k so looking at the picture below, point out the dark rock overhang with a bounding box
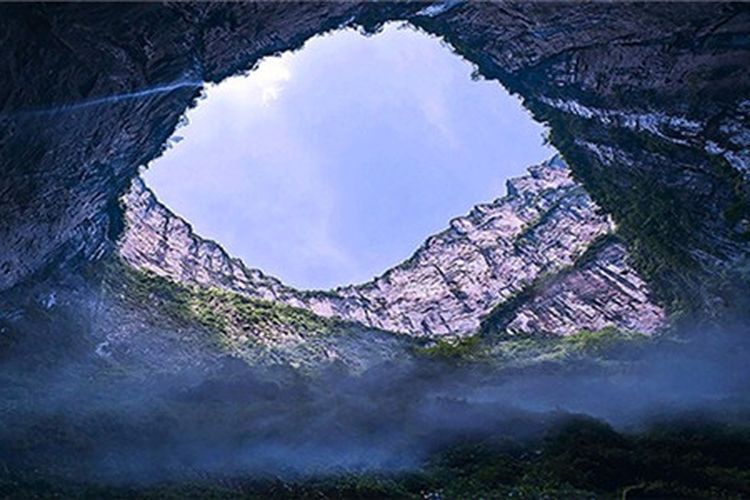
[1,2,749,320]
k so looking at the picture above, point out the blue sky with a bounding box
[143,23,554,290]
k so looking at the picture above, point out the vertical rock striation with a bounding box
[1,3,748,321]
[119,157,665,337]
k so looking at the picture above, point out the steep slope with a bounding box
[119,157,665,337]
[0,256,412,378]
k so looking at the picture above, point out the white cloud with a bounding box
[420,93,459,149]
[254,56,292,105]
[205,54,292,109]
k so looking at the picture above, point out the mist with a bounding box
[1,316,748,488]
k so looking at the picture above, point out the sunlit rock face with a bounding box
[1,3,749,321]
[490,238,666,337]
[120,176,292,303]
[119,158,665,337]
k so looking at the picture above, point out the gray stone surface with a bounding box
[1,3,748,319]
[119,157,665,337]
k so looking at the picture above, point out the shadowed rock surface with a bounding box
[0,254,416,377]
[1,2,749,323]
[120,158,665,336]
[2,6,750,495]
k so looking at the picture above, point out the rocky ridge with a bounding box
[119,157,665,337]
[1,3,748,320]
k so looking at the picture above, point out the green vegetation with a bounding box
[413,13,750,318]
[99,257,337,342]
[415,334,483,361]
[525,104,750,315]
[2,416,748,498]
[562,326,650,355]
[413,325,651,367]
[487,327,652,368]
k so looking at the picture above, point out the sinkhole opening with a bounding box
[142,23,555,290]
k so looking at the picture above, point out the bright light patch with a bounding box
[144,24,555,290]
[208,55,292,107]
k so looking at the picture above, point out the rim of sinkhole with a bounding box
[140,22,556,290]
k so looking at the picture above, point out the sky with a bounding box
[143,23,555,290]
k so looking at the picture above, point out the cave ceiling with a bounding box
[1,2,749,319]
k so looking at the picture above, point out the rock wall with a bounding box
[119,177,291,304]
[119,157,665,337]
[410,3,750,315]
[1,3,748,320]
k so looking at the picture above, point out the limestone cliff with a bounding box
[1,3,748,321]
[119,157,665,337]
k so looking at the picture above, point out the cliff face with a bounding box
[119,157,665,337]
[0,254,415,377]
[1,3,748,321]
[119,177,291,304]
[410,3,750,316]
